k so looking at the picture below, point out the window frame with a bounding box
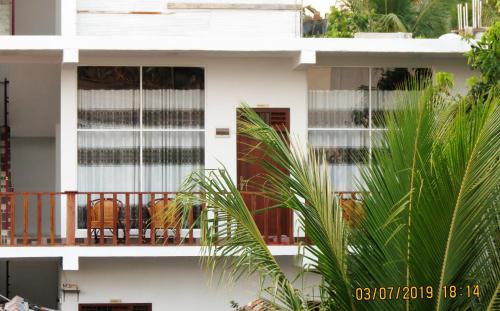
[307,66,430,190]
[76,65,206,192]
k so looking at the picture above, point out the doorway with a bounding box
[236,108,293,244]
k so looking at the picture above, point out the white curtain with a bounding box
[77,131,140,192]
[78,90,140,129]
[143,131,204,192]
[308,130,369,191]
[77,88,205,193]
[143,89,204,129]
[308,90,369,128]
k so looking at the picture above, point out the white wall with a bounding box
[76,0,301,37]
[432,57,474,95]
[205,57,307,180]
[60,257,318,311]
[11,137,59,235]
[7,63,60,137]
[14,0,57,35]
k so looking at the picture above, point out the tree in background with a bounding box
[327,0,495,38]
[467,21,500,97]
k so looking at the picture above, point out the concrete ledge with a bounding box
[167,3,302,10]
[0,245,301,270]
[0,36,471,55]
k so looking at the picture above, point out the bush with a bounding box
[466,21,500,95]
[326,6,370,38]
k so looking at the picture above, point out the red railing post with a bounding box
[99,193,104,245]
[86,194,91,245]
[50,193,55,245]
[23,193,28,245]
[150,193,155,246]
[188,200,194,245]
[112,193,118,245]
[162,193,168,245]
[138,193,143,245]
[263,197,269,243]
[125,193,130,245]
[66,191,77,246]
[36,193,42,245]
[9,193,15,245]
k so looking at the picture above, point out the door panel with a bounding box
[237,108,292,244]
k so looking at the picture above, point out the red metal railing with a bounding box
[0,191,361,247]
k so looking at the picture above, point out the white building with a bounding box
[0,1,473,310]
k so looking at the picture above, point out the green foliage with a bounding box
[467,21,500,96]
[172,77,499,310]
[480,0,500,27]
[327,0,462,38]
[326,6,370,38]
[435,72,455,94]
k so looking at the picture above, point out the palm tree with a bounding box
[174,79,499,310]
[341,0,463,38]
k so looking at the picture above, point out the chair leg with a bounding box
[93,229,98,244]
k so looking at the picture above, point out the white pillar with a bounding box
[60,0,77,36]
[59,63,78,238]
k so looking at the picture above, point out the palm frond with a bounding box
[175,167,308,311]
[238,106,355,310]
[412,0,457,37]
[434,87,500,310]
[373,13,408,32]
[355,77,499,310]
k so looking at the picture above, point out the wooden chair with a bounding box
[147,198,178,244]
[340,192,364,227]
[89,198,123,243]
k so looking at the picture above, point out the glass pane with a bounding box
[78,67,140,129]
[77,131,140,192]
[371,68,431,128]
[143,67,204,129]
[309,130,369,191]
[77,131,140,228]
[308,67,369,128]
[142,131,204,192]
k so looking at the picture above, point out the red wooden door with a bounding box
[237,108,292,244]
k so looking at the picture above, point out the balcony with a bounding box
[0,191,295,247]
[0,191,361,247]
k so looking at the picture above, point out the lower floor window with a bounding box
[79,303,152,311]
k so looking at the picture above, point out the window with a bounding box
[307,67,430,191]
[79,303,152,311]
[77,66,205,227]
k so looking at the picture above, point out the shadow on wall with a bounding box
[11,137,59,236]
[0,259,60,309]
[14,0,58,35]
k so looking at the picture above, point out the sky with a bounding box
[303,0,339,15]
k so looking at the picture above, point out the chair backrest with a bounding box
[91,199,120,223]
[340,192,364,227]
[148,199,177,228]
